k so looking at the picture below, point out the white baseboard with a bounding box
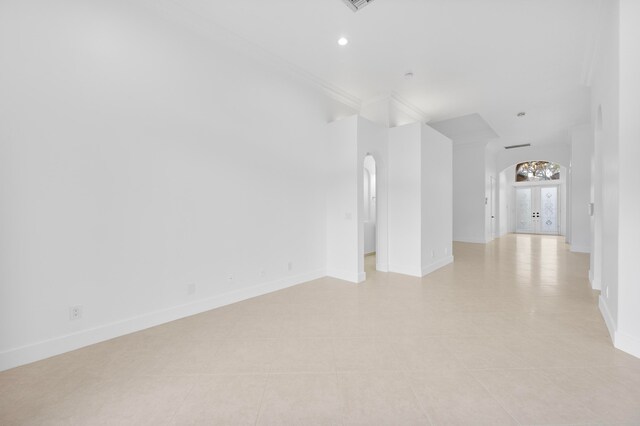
[570,245,591,253]
[599,295,617,344]
[598,296,640,359]
[389,256,455,278]
[0,269,326,372]
[388,264,423,277]
[421,256,454,276]
[326,269,360,283]
[376,263,389,272]
[616,331,640,359]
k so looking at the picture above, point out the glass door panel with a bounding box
[516,188,533,233]
[515,185,559,235]
[539,186,558,234]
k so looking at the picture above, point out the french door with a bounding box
[515,186,559,234]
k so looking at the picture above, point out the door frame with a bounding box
[513,182,562,235]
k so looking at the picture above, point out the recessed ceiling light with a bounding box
[338,37,349,46]
[404,71,414,79]
[517,112,526,117]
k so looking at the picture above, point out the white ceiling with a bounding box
[162,0,601,147]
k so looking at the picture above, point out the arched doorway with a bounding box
[363,154,377,274]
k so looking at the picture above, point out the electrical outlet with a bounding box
[287,261,293,271]
[69,306,83,321]
[188,283,196,295]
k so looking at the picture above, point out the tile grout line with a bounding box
[466,367,523,425]
[252,370,272,426]
[167,378,197,424]
[405,372,436,426]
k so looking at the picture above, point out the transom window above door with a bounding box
[515,161,560,182]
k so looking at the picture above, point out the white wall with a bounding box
[0,0,337,370]
[498,168,511,236]
[388,124,423,275]
[326,116,360,282]
[615,0,640,358]
[452,143,487,243]
[421,125,454,275]
[570,125,593,253]
[591,0,620,333]
[388,123,453,276]
[326,115,388,282]
[589,0,640,360]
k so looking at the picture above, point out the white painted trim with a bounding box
[390,93,430,123]
[358,272,366,283]
[326,269,360,283]
[388,264,423,277]
[598,296,640,359]
[599,295,617,343]
[0,269,326,372]
[359,92,430,125]
[615,331,640,360]
[421,256,454,276]
[570,245,591,253]
[589,269,601,290]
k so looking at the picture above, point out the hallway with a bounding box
[1,235,639,424]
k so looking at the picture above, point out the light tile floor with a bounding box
[2,234,640,425]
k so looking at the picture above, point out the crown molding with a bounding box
[359,92,430,123]
[140,0,362,110]
[389,93,430,123]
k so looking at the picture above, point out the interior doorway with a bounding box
[363,154,377,274]
[490,175,495,239]
[516,186,560,234]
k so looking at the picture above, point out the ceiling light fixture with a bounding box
[338,37,349,46]
[404,71,414,79]
[517,112,526,117]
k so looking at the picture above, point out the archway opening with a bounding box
[363,154,377,275]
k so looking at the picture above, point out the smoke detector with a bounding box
[342,0,375,12]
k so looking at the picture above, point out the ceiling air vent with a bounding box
[342,0,375,12]
[504,143,531,150]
